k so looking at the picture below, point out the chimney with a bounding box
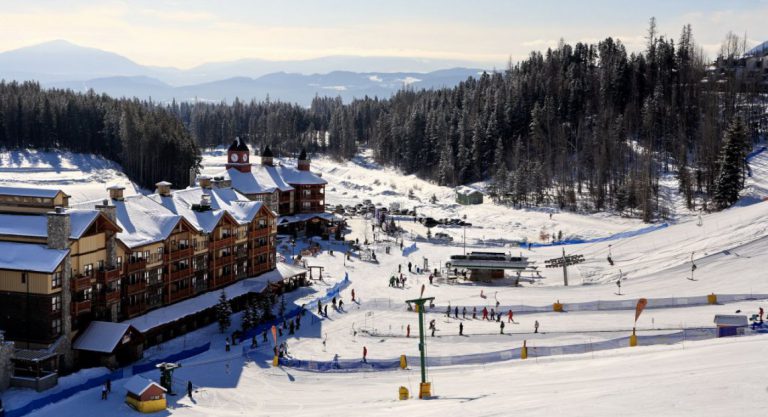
[95,199,118,270]
[107,185,125,201]
[297,148,310,171]
[156,181,172,197]
[200,193,211,209]
[47,206,71,250]
[198,175,212,189]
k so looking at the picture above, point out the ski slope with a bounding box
[9,147,768,416]
[0,149,139,202]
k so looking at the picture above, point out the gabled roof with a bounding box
[0,185,67,199]
[277,165,327,185]
[73,321,138,353]
[220,165,295,195]
[0,241,68,273]
[261,145,273,157]
[124,375,166,396]
[149,187,246,233]
[714,315,749,326]
[0,209,105,240]
[75,195,181,249]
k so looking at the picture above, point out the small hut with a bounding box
[455,186,484,205]
[713,314,748,337]
[124,375,167,413]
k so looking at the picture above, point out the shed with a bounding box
[124,375,167,413]
[713,314,748,337]
[73,321,144,368]
[455,186,484,205]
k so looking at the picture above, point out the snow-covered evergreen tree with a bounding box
[713,116,748,209]
[216,290,232,333]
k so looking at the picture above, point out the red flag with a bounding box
[420,284,425,298]
[634,298,648,323]
[271,325,278,346]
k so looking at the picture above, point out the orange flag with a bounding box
[634,298,648,323]
[271,325,278,345]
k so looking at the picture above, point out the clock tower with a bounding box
[226,137,251,173]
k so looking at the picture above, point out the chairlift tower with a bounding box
[156,362,181,395]
[404,296,435,399]
[544,249,585,286]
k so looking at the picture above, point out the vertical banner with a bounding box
[634,298,648,323]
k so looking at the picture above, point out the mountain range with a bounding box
[0,40,490,105]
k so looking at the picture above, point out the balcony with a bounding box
[215,254,233,266]
[249,228,270,238]
[103,289,120,305]
[96,268,121,285]
[126,258,147,273]
[211,236,235,250]
[125,280,146,294]
[235,250,248,259]
[169,286,194,302]
[124,303,144,318]
[72,299,92,316]
[170,267,193,281]
[72,274,94,291]
[164,246,193,263]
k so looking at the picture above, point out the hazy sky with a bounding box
[0,0,766,68]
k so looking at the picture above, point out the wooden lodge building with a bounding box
[0,178,287,391]
[213,138,334,237]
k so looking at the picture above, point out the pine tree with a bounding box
[216,290,232,333]
[713,116,748,209]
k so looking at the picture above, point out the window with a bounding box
[52,295,61,312]
[84,264,93,276]
[179,239,189,249]
[117,256,123,268]
[303,202,311,209]
[52,271,62,289]
[51,318,62,336]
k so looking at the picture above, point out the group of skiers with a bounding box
[390,273,408,288]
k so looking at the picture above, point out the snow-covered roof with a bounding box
[714,315,749,327]
[0,241,68,273]
[150,189,226,234]
[72,321,135,353]
[277,165,327,186]
[0,209,102,240]
[124,263,298,333]
[0,185,65,198]
[151,187,269,228]
[75,195,181,249]
[747,40,768,57]
[220,165,294,194]
[123,375,166,396]
[456,185,483,196]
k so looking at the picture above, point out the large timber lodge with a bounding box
[0,140,329,391]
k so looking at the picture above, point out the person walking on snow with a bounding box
[338,299,344,311]
[462,307,467,319]
[363,346,368,363]
[398,264,402,273]
[482,307,488,320]
[225,338,231,352]
[429,274,434,285]
[101,385,108,400]
[459,322,464,336]
[508,310,514,323]
[534,320,540,334]
[187,381,194,399]
[446,304,452,317]
[408,262,412,272]
[407,324,411,337]
[760,307,764,323]
[351,289,356,302]
[454,306,459,319]
[473,307,477,319]
[500,321,505,334]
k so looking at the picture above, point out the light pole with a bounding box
[462,214,467,255]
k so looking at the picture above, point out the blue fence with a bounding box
[239,275,351,343]
[6,369,124,417]
[131,342,211,375]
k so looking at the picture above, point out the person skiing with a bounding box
[101,384,108,400]
[398,264,402,273]
[362,346,368,363]
[500,321,505,334]
[318,300,323,315]
[429,274,434,285]
[351,289,356,302]
[490,308,495,321]
[462,307,467,319]
[507,310,514,323]
[459,322,464,336]
[324,305,329,317]
[332,297,337,309]
[454,306,459,319]
[430,320,436,337]
[446,304,452,317]
[338,299,344,311]
[406,324,411,338]
[225,337,231,352]
[534,320,540,334]
[482,307,488,320]
[472,306,477,319]
[760,307,764,323]
[187,380,194,399]
[408,261,412,272]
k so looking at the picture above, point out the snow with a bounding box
[0,209,100,240]
[123,375,165,396]
[72,321,134,353]
[76,195,181,249]
[151,187,267,229]
[0,149,139,203]
[276,165,327,185]
[0,185,62,198]
[219,165,294,194]
[0,241,68,273]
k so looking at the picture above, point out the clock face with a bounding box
[230,153,239,162]
[242,153,249,162]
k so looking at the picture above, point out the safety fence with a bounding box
[528,223,669,248]
[131,342,211,375]
[239,274,351,343]
[5,369,124,417]
[275,328,718,373]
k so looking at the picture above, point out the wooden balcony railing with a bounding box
[126,259,147,273]
[96,268,121,285]
[72,299,92,316]
[164,246,193,263]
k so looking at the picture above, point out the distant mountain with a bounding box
[46,69,482,106]
[0,40,490,105]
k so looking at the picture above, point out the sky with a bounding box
[0,0,766,69]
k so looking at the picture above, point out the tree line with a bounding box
[0,81,200,189]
